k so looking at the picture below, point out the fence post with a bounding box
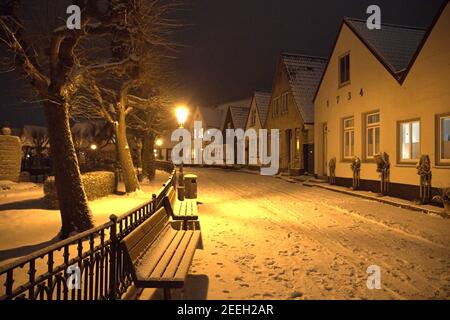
[109,215,118,300]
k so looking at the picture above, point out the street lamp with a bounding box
[175,105,189,201]
[90,144,98,151]
[156,139,163,147]
[176,106,189,128]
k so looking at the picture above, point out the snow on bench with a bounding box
[165,186,199,227]
[120,205,202,299]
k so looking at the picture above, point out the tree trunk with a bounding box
[142,132,156,181]
[44,101,94,238]
[115,110,140,193]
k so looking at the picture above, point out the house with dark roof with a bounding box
[244,92,271,167]
[265,53,328,175]
[314,0,450,201]
[188,98,251,164]
[220,98,252,166]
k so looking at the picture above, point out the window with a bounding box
[366,112,380,159]
[339,53,350,86]
[399,120,420,162]
[438,114,450,165]
[281,92,289,114]
[343,117,355,159]
[251,109,257,126]
[295,129,301,159]
[273,97,279,118]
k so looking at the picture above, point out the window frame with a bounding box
[343,116,355,160]
[436,113,450,166]
[281,92,289,115]
[272,97,279,118]
[250,108,257,127]
[397,118,421,164]
[365,112,380,160]
[338,52,351,87]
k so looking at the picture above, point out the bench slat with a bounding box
[174,199,198,219]
[172,231,201,282]
[134,227,178,280]
[148,231,186,279]
[123,207,169,263]
[160,231,194,280]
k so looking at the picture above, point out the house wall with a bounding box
[266,62,305,174]
[245,98,263,167]
[400,4,450,188]
[314,13,450,200]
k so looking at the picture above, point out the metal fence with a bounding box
[0,164,175,300]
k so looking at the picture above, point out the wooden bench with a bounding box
[165,186,199,228]
[120,205,202,299]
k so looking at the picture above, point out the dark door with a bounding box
[303,144,314,174]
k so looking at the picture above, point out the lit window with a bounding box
[343,117,355,159]
[281,92,289,114]
[399,120,420,161]
[339,53,350,86]
[366,112,380,159]
[438,114,450,164]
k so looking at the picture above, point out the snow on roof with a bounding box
[198,107,224,129]
[253,91,271,125]
[281,53,328,123]
[216,97,252,111]
[230,106,250,129]
[344,18,427,74]
[214,97,252,130]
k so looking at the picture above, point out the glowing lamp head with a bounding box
[156,139,163,147]
[175,106,189,127]
[90,144,98,151]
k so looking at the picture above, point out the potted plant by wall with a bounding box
[433,188,450,216]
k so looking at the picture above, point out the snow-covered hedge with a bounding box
[44,171,115,209]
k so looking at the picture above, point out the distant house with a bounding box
[220,98,252,165]
[313,1,450,200]
[189,106,225,162]
[265,53,327,175]
[244,92,271,166]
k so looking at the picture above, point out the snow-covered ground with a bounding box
[142,167,450,300]
[0,171,171,264]
[1,168,449,300]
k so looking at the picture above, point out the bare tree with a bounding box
[70,0,180,191]
[0,1,141,237]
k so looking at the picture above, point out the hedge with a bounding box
[44,171,115,209]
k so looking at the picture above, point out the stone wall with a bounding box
[0,135,22,182]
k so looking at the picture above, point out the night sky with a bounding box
[0,0,444,127]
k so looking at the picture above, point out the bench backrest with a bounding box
[121,206,170,265]
[166,186,176,209]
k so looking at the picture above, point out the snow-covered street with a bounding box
[166,168,450,300]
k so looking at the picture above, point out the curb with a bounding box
[303,182,446,218]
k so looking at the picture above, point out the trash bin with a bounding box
[184,174,198,199]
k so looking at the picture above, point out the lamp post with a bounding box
[175,106,189,201]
